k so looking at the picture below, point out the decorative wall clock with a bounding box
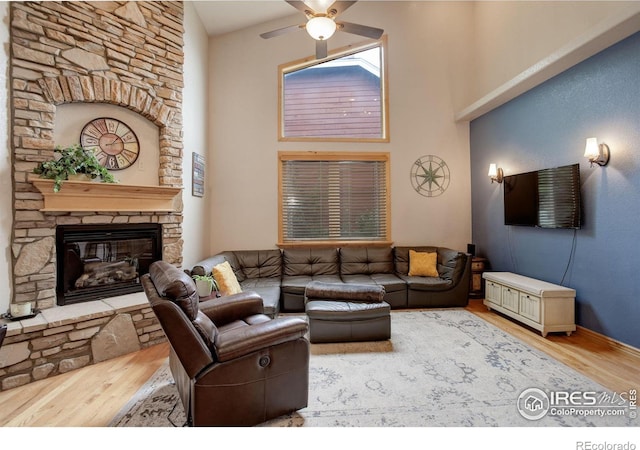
[80,117,140,170]
[410,155,450,197]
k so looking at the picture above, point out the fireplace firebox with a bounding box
[56,223,162,305]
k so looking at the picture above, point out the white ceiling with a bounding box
[192,1,300,36]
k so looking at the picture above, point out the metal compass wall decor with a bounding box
[410,155,451,197]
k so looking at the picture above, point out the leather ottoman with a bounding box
[304,281,390,343]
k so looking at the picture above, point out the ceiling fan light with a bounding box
[306,16,336,40]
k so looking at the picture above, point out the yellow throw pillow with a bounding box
[408,250,439,277]
[212,261,242,295]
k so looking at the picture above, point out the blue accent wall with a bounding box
[470,32,640,349]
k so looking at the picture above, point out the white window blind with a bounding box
[280,154,389,243]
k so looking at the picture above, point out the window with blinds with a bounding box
[279,152,390,245]
[278,37,389,142]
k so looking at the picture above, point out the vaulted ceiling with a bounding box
[192,1,298,36]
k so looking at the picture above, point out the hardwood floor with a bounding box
[466,299,640,394]
[0,341,169,427]
[0,299,638,427]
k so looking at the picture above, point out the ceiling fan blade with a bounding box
[329,1,357,17]
[286,0,314,15]
[315,39,328,59]
[337,21,384,39]
[260,24,304,39]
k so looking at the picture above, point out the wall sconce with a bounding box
[488,163,503,184]
[584,137,610,167]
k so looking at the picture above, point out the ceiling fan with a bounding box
[260,0,384,59]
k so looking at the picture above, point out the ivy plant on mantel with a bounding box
[29,175,182,212]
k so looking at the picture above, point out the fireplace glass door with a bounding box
[56,224,162,305]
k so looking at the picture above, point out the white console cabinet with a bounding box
[482,272,576,337]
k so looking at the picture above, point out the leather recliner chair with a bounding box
[142,260,310,426]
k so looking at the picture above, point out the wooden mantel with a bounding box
[30,176,182,212]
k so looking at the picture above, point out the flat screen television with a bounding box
[503,163,582,229]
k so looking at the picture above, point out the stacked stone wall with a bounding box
[11,1,184,311]
[3,1,184,390]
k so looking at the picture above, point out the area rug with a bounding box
[110,309,636,427]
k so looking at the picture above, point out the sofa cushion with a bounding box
[213,261,243,295]
[408,250,439,277]
[305,300,390,321]
[341,273,406,293]
[281,274,343,295]
[233,250,282,279]
[339,247,394,275]
[438,248,467,283]
[283,248,339,277]
[240,277,281,289]
[238,280,281,318]
[304,281,385,302]
[400,275,453,291]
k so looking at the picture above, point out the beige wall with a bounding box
[207,1,475,254]
[467,1,640,109]
[181,2,212,270]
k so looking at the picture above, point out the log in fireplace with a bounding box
[56,223,162,305]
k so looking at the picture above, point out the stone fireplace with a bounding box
[1,1,185,391]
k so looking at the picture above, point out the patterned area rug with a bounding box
[110,309,636,427]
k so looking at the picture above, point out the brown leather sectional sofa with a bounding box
[190,246,471,317]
